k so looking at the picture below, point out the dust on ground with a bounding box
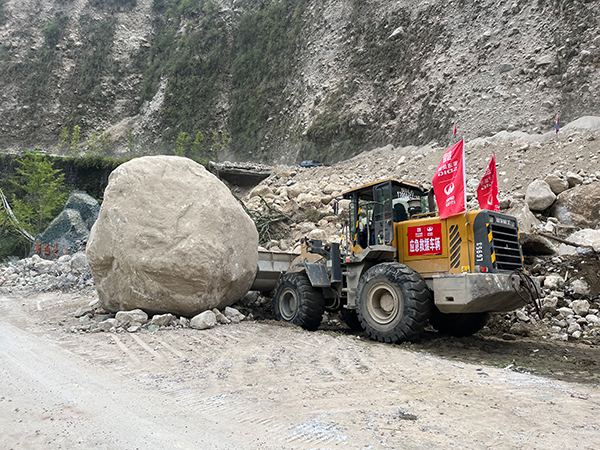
[4,288,599,449]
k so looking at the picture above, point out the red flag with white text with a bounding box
[477,153,500,212]
[432,139,466,219]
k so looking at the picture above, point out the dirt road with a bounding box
[1,291,599,449]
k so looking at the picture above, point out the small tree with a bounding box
[126,128,138,155]
[70,125,81,156]
[9,150,68,236]
[174,131,190,157]
[189,131,205,159]
[85,129,113,156]
[210,129,231,159]
[58,126,69,151]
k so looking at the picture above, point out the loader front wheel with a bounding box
[356,263,433,343]
[273,272,324,331]
[341,308,363,331]
[429,309,489,337]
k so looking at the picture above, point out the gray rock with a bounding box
[35,259,56,273]
[505,202,540,232]
[97,318,118,332]
[576,317,588,325]
[516,310,530,322]
[557,307,574,318]
[525,180,556,211]
[550,182,600,228]
[224,306,246,324]
[58,254,72,264]
[565,172,583,188]
[499,197,512,209]
[585,314,599,324]
[509,322,531,336]
[74,305,94,318]
[566,229,600,252]
[572,300,590,316]
[190,310,217,330]
[519,233,556,256]
[87,156,259,316]
[540,297,558,317]
[544,274,563,290]
[558,243,577,256]
[116,309,148,327]
[567,322,581,335]
[179,317,190,328]
[535,55,554,67]
[70,252,88,273]
[498,63,514,74]
[544,174,569,195]
[127,324,141,333]
[150,313,175,327]
[212,308,231,324]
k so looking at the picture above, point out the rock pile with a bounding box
[241,133,599,343]
[71,299,248,334]
[0,253,94,293]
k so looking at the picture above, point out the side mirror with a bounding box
[332,199,339,215]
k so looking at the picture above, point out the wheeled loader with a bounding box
[250,178,538,343]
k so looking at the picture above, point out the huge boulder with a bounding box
[87,156,259,316]
[550,182,600,228]
[525,180,556,211]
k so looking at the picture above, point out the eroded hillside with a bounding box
[0,0,599,163]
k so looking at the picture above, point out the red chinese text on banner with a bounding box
[477,153,500,212]
[407,224,443,256]
[432,139,466,219]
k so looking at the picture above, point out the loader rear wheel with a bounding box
[356,263,433,343]
[429,309,490,337]
[273,272,324,331]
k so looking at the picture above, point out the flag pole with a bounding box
[463,135,472,273]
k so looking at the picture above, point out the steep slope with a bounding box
[0,0,598,163]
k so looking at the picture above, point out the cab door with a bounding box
[372,182,394,245]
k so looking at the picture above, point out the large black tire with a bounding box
[429,309,490,337]
[273,272,325,331]
[341,308,363,331]
[356,263,433,343]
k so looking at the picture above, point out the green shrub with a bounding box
[42,19,61,47]
[8,149,69,237]
[138,1,229,142]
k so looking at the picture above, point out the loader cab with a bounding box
[342,179,431,254]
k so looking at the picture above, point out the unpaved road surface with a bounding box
[1,292,599,450]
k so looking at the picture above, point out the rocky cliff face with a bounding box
[0,0,598,163]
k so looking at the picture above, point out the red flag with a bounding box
[453,122,457,136]
[432,139,466,219]
[477,153,500,212]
